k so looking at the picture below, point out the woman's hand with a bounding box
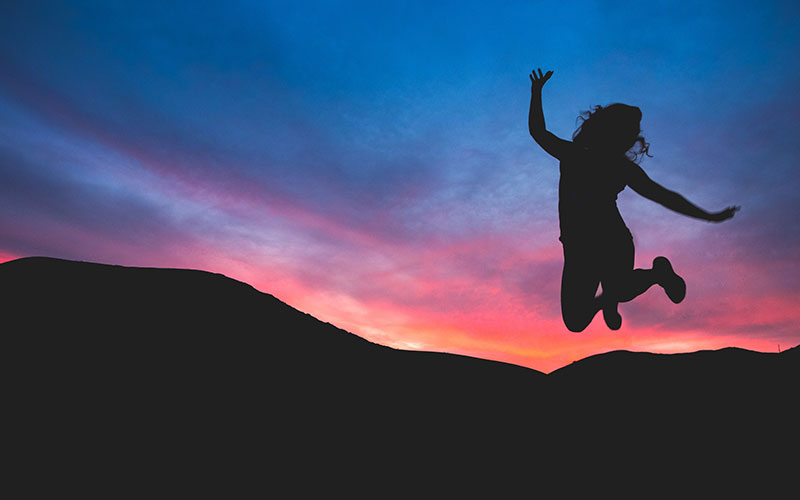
[708,205,740,222]
[530,68,553,92]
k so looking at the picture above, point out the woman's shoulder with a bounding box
[559,144,590,165]
[620,157,645,174]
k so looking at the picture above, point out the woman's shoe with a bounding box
[603,305,622,330]
[653,256,686,304]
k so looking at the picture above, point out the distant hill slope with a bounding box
[1,256,546,415]
[2,257,797,488]
[550,345,798,394]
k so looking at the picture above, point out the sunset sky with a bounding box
[2,1,799,372]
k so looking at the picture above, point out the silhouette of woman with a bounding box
[528,68,739,332]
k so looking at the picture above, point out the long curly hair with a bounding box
[572,103,652,163]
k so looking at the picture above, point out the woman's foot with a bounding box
[653,256,686,304]
[603,309,622,330]
[603,304,622,330]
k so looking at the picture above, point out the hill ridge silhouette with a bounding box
[3,256,797,487]
[1,256,547,400]
[6,256,793,375]
[3,256,796,378]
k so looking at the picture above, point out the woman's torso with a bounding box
[558,148,632,244]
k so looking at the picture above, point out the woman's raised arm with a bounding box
[529,68,573,160]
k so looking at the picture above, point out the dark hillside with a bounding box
[1,257,547,433]
[2,257,797,490]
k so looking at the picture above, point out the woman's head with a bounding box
[572,103,651,162]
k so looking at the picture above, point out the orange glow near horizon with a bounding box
[0,238,794,374]
[0,251,20,264]
[207,249,793,374]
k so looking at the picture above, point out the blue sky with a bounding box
[2,0,799,370]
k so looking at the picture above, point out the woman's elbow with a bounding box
[529,127,545,141]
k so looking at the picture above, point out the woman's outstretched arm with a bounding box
[529,69,572,160]
[627,162,740,222]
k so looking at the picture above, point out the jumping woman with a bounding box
[528,68,739,332]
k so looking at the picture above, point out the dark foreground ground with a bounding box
[2,257,797,493]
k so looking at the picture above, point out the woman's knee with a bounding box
[564,320,589,333]
[562,307,592,332]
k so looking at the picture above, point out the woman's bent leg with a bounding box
[601,238,669,305]
[598,237,646,329]
[561,245,601,332]
[616,269,660,302]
